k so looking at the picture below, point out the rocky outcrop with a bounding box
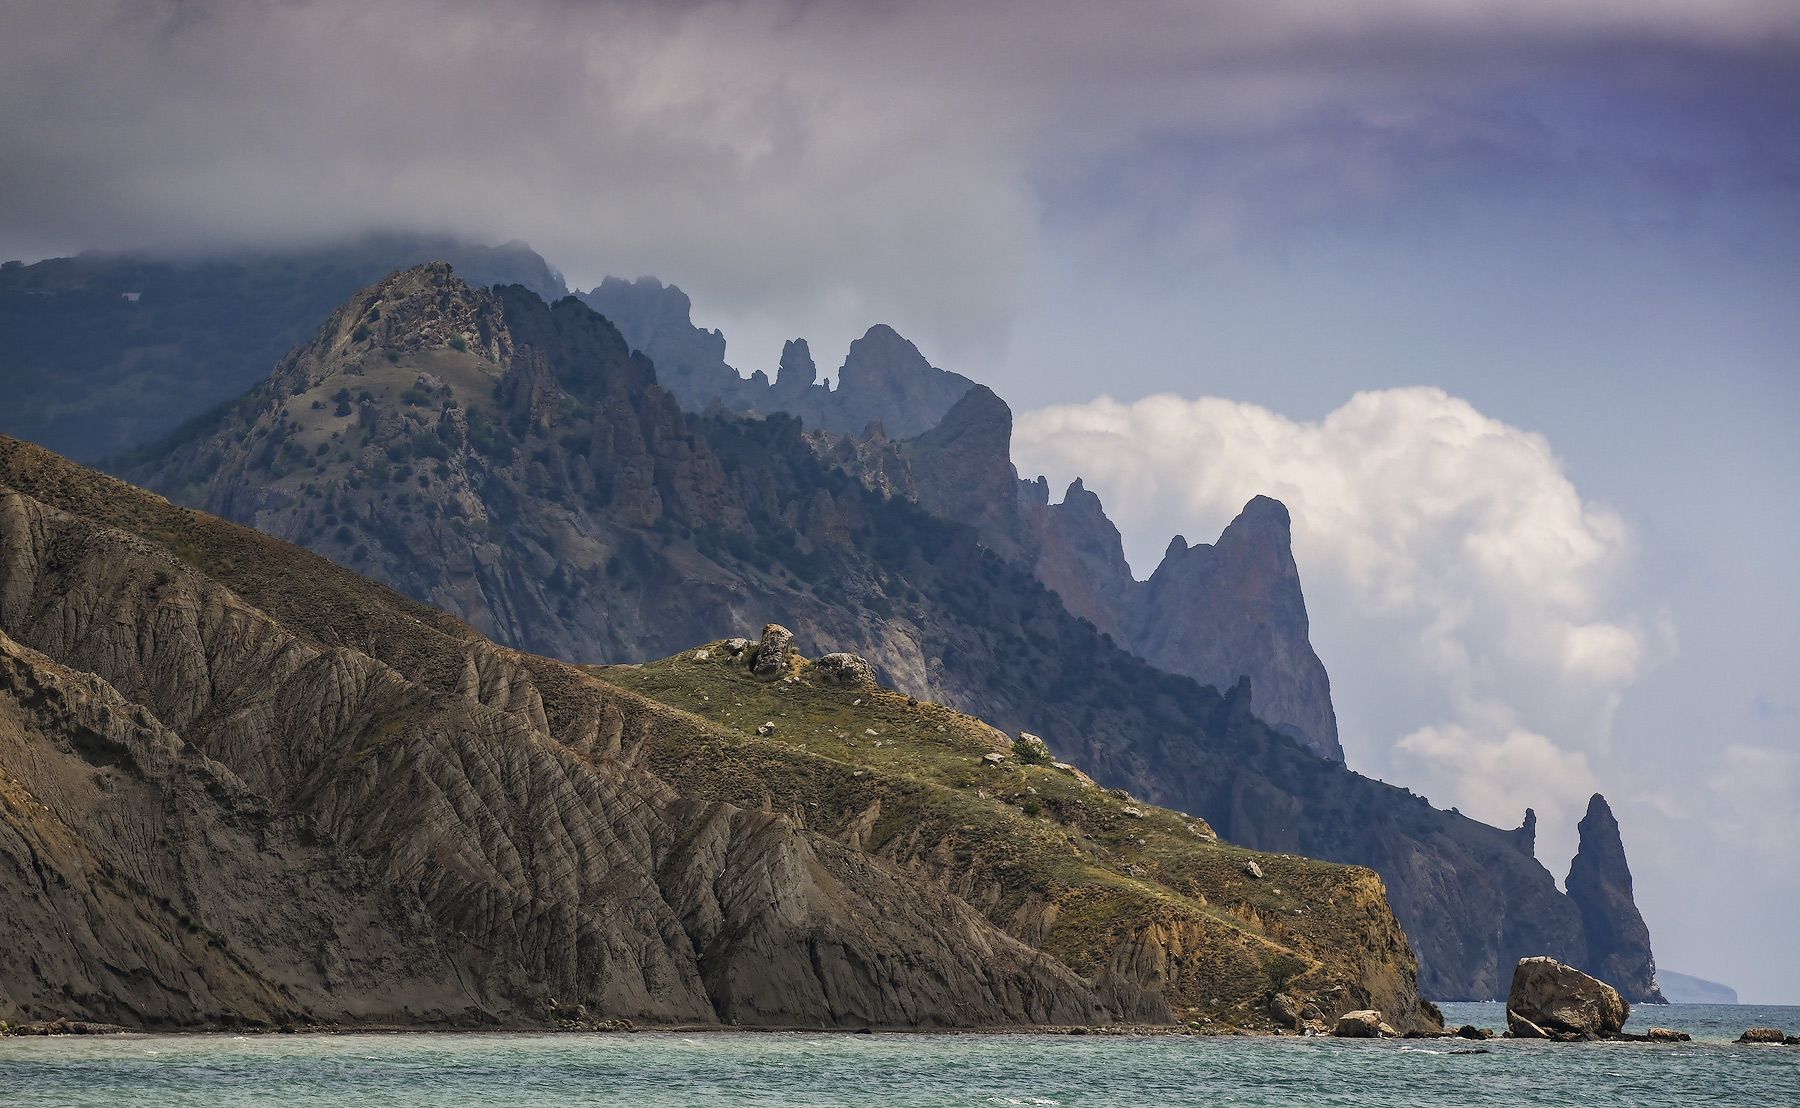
[902,386,1030,563]
[772,339,818,400]
[814,651,877,688]
[1566,794,1665,1003]
[575,277,738,413]
[1332,1010,1394,1037]
[1018,477,1137,644]
[830,326,980,439]
[827,388,1343,762]
[751,624,796,681]
[1507,957,1629,1039]
[1737,1028,1790,1044]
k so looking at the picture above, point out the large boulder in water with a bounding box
[1332,1010,1391,1038]
[1506,957,1629,1039]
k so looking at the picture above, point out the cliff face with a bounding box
[577,278,976,437]
[115,266,1648,1002]
[0,435,1433,1030]
[1019,477,1137,645]
[820,392,1343,763]
[1131,498,1341,762]
[1566,794,1665,1003]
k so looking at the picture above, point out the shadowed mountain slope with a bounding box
[0,434,1434,1030]
[116,265,1656,1001]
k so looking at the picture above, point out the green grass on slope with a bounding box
[601,643,1406,1026]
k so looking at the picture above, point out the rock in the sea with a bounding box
[1737,1027,1788,1044]
[1332,1010,1388,1038]
[1506,957,1629,1039]
[1646,1027,1690,1042]
[751,624,795,681]
[814,651,877,688]
[1454,1024,1494,1041]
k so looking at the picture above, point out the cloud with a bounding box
[1395,724,1597,831]
[1704,744,1800,858]
[3,1,1796,366]
[1013,386,1668,860]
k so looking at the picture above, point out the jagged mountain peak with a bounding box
[1137,495,1341,763]
[1231,493,1292,532]
[842,323,930,377]
[927,383,1010,438]
[1056,478,1113,523]
[775,338,817,392]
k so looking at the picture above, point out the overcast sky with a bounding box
[4,1,1796,1001]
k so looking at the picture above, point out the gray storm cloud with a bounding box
[3,0,1796,359]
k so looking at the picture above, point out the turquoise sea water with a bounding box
[4,1004,1796,1107]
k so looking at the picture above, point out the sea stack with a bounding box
[1566,794,1665,1003]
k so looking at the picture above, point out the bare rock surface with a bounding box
[751,624,796,681]
[1506,957,1629,1039]
[1332,1010,1388,1037]
[813,652,877,689]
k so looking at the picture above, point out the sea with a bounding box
[3,1003,1795,1106]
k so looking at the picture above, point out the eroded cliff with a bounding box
[0,435,1434,1030]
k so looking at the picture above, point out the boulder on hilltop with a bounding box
[751,624,795,681]
[814,651,877,688]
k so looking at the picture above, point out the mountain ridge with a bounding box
[112,263,1661,1001]
[0,432,1433,1030]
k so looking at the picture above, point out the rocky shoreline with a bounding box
[6,1013,1795,1044]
